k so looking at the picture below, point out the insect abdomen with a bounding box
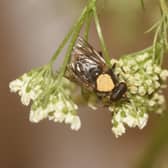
[110,82,127,101]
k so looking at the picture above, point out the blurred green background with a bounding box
[0,0,168,168]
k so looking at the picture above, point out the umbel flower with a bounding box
[108,52,168,137]
[9,64,81,131]
[9,65,52,106]
[85,51,168,138]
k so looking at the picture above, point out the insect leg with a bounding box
[106,69,118,84]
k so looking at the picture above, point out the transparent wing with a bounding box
[65,37,106,91]
[72,37,106,66]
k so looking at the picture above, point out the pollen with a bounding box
[96,74,115,92]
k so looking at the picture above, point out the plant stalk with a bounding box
[93,6,111,68]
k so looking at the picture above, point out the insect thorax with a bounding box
[96,73,115,92]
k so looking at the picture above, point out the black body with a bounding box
[110,82,127,101]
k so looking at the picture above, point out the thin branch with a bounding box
[93,7,111,68]
[84,11,93,41]
[140,0,145,10]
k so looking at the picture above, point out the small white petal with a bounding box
[144,60,152,69]
[146,66,153,74]
[123,114,137,128]
[110,59,118,65]
[160,70,168,81]
[148,100,155,106]
[53,112,65,123]
[114,112,123,122]
[148,87,154,94]
[66,101,77,111]
[134,74,141,81]
[137,113,148,129]
[70,116,81,131]
[88,102,97,110]
[158,95,165,105]
[123,66,130,73]
[136,53,149,62]
[112,123,126,138]
[130,86,138,94]
[152,75,159,81]
[65,113,74,124]
[138,86,146,96]
[146,80,153,86]
[154,66,161,74]
[9,79,23,92]
[29,107,47,123]
[154,81,160,89]
[55,101,66,111]
[128,59,136,66]
[21,94,31,106]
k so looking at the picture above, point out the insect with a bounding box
[66,37,127,103]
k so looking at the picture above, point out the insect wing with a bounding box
[66,37,106,90]
[72,37,106,66]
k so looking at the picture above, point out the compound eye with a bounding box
[89,67,102,81]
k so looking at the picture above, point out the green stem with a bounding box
[163,16,168,47]
[49,25,74,65]
[84,10,93,41]
[160,0,168,15]
[93,6,111,68]
[152,0,168,65]
[159,47,165,65]
[140,0,145,10]
[152,24,161,63]
[152,17,168,65]
[49,0,97,66]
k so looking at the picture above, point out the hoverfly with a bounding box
[66,37,127,103]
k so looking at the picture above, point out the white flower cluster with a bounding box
[109,52,168,138]
[9,65,81,131]
[9,73,42,106]
[9,65,52,106]
[30,91,81,131]
[112,53,168,96]
[110,97,149,138]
